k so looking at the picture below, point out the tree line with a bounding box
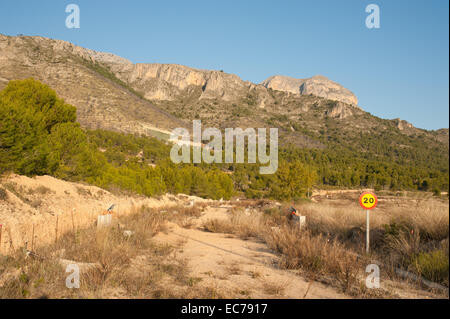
[1,79,448,202]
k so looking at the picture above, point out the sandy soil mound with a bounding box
[0,174,207,254]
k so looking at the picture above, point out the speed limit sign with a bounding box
[359,192,377,254]
[359,192,378,210]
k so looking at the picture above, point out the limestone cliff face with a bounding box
[126,64,206,90]
[88,48,358,107]
[325,102,356,119]
[108,62,251,102]
[200,70,249,101]
[111,64,359,107]
[261,75,358,106]
[394,118,414,131]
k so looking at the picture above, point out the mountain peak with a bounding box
[261,74,358,106]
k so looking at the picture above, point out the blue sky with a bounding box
[0,0,448,130]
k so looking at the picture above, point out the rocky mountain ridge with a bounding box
[0,34,364,138]
[0,34,447,153]
[16,34,358,107]
[261,75,358,106]
[90,50,359,107]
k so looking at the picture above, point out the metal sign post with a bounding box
[366,209,370,254]
[359,192,378,254]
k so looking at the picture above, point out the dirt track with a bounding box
[154,206,350,299]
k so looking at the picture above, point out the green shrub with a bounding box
[412,249,449,285]
[0,78,76,175]
[432,187,441,197]
[384,222,407,238]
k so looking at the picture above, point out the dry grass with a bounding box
[302,200,448,289]
[265,226,361,292]
[1,182,31,204]
[298,200,448,241]
[249,268,262,279]
[226,263,242,276]
[0,187,8,201]
[203,207,264,240]
[202,198,449,296]
[161,204,205,228]
[0,204,222,299]
[0,182,52,207]
[388,202,449,241]
[202,209,364,294]
[1,194,447,298]
[34,186,53,195]
[75,186,92,197]
[262,280,288,296]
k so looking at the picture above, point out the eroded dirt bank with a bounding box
[0,174,206,254]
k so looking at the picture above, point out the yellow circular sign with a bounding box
[359,192,378,210]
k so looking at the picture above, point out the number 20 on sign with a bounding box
[359,192,378,253]
[360,192,378,210]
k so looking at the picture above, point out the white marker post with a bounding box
[359,192,378,254]
[299,216,306,231]
[366,209,370,254]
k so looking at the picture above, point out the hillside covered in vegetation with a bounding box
[0,79,233,199]
[0,79,448,201]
